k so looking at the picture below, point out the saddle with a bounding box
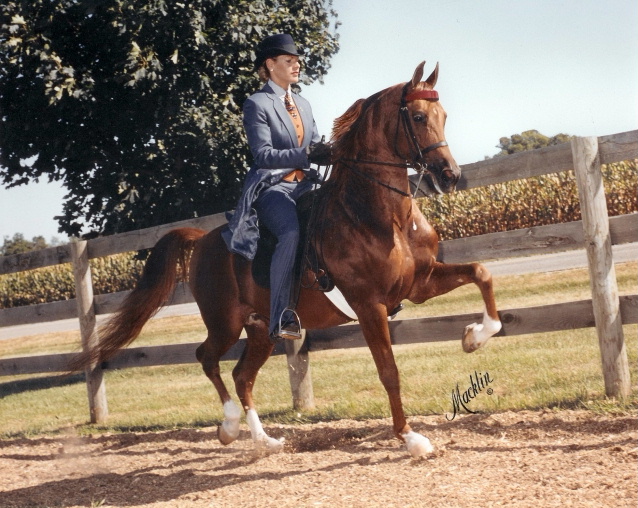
[251,190,334,294]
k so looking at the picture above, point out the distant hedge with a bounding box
[1,254,146,308]
[419,160,637,240]
[1,160,636,309]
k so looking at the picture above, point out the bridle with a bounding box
[398,84,448,170]
[338,83,449,198]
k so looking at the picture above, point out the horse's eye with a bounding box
[413,113,426,123]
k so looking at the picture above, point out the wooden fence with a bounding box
[1,131,637,421]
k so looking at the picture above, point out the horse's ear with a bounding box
[425,62,439,89]
[410,61,425,89]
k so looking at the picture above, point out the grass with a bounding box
[0,263,636,438]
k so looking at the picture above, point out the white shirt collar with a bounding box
[268,79,291,100]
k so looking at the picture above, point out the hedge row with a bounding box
[1,254,146,308]
[1,160,636,308]
[420,161,637,240]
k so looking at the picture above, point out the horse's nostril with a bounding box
[442,169,455,183]
[439,168,460,189]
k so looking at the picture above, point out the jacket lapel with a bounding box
[294,94,313,147]
[264,83,299,147]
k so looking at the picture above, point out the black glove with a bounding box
[306,140,332,166]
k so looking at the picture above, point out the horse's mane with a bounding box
[331,97,372,141]
[330,87,395,159]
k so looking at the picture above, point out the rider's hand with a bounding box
[306,139,332,166]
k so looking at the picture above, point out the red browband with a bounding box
[404,90,439,102]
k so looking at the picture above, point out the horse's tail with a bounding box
[69,227,206,372]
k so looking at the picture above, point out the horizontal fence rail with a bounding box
[2,295,636,377]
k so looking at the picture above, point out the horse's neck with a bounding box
[329,163,412,231]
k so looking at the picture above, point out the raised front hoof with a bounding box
[462,323,482,353]
[462,319,502,353]
[402,431,434,458]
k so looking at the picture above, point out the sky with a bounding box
[1,0,637,243]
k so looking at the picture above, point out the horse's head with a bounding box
[396,61,461,195]
[331,62,460,196]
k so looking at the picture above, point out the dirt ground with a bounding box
[1,409,636,508]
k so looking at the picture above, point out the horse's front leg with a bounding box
[410,261,502,352]
[358,303,434,458]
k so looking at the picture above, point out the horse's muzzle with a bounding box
[427,159,460,194]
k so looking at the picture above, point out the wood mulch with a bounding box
[1,409,636,508]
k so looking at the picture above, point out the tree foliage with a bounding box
[0,232,59,255]
[0,0,339,237]
[494,129,572,157]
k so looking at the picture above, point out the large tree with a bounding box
[0,0,339,237]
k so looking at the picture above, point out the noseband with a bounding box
[339,84,449,198]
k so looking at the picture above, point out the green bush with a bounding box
[0,253,146,308]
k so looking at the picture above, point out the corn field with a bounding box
[1,160,636,309]
[420,161,637,240]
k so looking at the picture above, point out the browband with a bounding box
[404,90,439,102]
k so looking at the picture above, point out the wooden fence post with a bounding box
[71,240,108,423]
[571,136,631,398]
[285,330,315,410]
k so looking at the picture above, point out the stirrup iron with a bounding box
[277,308,302,340]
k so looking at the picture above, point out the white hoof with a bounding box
[246,408,284,454]
[462,310,501,353]
[403,431,434,458]
[218,400,241,445]
[255,435,285,453]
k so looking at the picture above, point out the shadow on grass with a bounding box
[0,373,85,398]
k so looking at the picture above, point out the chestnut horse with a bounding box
[75,62,501,457]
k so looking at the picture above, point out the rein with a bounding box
[338,159,412,198]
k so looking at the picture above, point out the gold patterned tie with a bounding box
[283,92,306,182]
[284,92,304,147]
[284,92,297,118]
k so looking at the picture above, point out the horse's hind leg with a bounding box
[196,317,244,445]
[193,271,245,444]
[233,315,283,452]
[191,232,250,445]
[411,261,502,352]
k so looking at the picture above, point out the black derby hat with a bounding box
[255,33,301,68]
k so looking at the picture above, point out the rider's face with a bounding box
[267,55,301,89]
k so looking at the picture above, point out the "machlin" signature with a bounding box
[446,370,494,421]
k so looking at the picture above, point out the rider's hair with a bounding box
[257,62,270,83]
